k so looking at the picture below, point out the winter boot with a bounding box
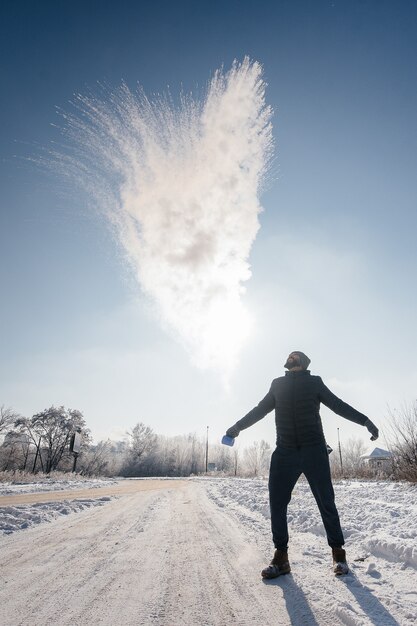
[261,549,291,579]
[332,547,349,575]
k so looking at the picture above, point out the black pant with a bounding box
[268,443,345,551]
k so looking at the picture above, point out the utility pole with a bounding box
[205,425,209,473]
[337,428,344,475]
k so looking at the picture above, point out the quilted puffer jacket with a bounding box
[234,370,368,447]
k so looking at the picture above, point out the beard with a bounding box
[284,356,300,369]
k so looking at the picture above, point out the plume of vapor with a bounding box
[53,58,273,379]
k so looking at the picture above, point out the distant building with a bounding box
[361,447,393,474]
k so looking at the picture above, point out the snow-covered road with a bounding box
[0,478,416,625]
[0,480,291,626]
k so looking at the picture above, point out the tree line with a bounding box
[0,405,272,478]
[1,402,416,481]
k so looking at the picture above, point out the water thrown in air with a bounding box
[54,58,273,380]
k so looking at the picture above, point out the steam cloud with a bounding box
[56,58,273,378]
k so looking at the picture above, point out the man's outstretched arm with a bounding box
[318,378,379,440]
[226,386,275,439]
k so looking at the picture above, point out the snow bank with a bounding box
[201,477,417,569]
[0,477,116,496]
[0,496,112,535]
[0,477,116,535]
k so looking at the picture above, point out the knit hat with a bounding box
[292,351,311,370]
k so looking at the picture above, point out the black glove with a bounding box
[364,419,379,441]
[226,425,240,439]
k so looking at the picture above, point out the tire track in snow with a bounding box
[1,480,289,626]
[0,485,181,626]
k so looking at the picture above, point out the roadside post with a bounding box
[337,427,344,475]
[70,429,82,472]
[205,425,209,473]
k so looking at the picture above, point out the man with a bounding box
[225,351,379,577]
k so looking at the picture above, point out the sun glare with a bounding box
[200,296,253,381]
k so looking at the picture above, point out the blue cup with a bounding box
[221,435,235,447]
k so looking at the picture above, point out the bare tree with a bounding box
[169,434,204,476]
[155,435,177,475]
[129,423,157,459]
[122,422,158,475]
[330,437,367,478]
[386,402,417,482]
[75,439,129,477]
[0,405,20,439]
[0,431,31,471]
[15,406,90,473]
[188,433,203,474]
[79,440,113,476]
[243,440,272,477]
[212,443,234,473]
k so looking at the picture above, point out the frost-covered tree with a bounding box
[0,405,20,439]
[78,439,127,476]
[330,437,369,478]
[129,422,157,460]
[386,402,417,482]
[243,440,272,477]
[211,443,234,473]
[153,435,177,475]
[0,405,24,469]
[121,422,158,476]
[15,406,90,473]
[0,431,31,471]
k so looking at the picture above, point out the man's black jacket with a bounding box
[234,370,368,447]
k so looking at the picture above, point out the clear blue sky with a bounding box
[1,0,416,450]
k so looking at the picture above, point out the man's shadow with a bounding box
[262,576,320,626]
[340,571,401,626]
[263,572,401,626]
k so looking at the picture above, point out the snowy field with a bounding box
[203,477,417,624]
[0,476,416,625]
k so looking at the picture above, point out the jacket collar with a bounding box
[285,370,311,376]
